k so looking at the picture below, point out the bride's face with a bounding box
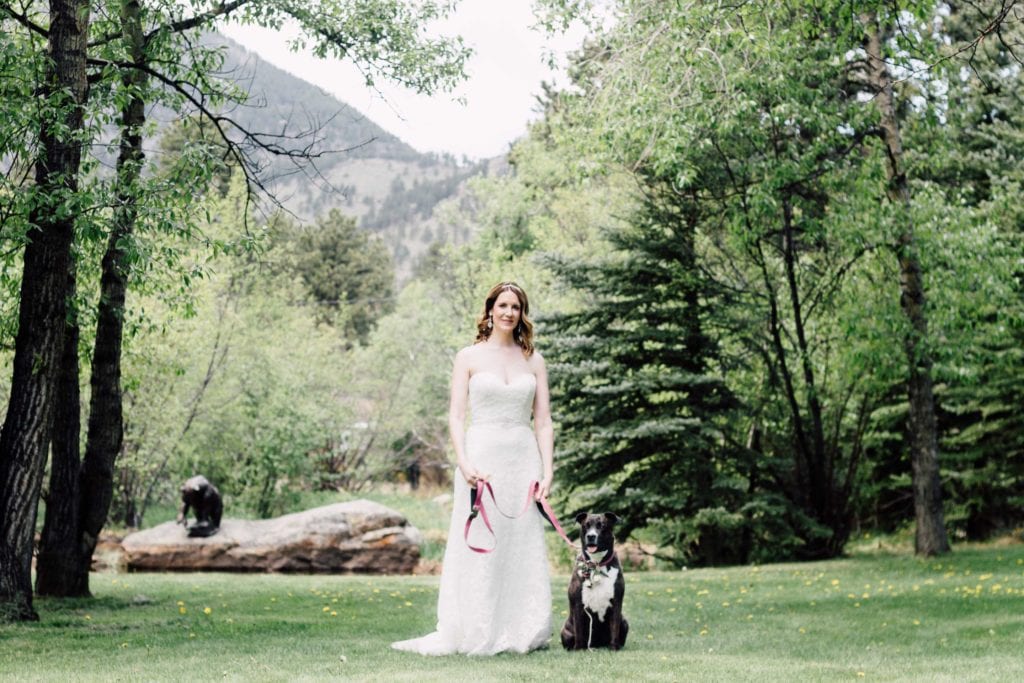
[491,290,522,332]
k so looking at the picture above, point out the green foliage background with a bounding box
[1,0,1022,567]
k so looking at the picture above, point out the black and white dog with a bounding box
[560,512,629,650]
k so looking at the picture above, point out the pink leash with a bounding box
[464,480,576,554]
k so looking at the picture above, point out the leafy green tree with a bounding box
[177,264,343,519]
[0,18,48,345]
[281,209,395,345]
[931,3,1024,539]
[858,5,950,555]
[534,1,894,560]
[105,174,343,522]
[156,116,235,198]
[857,1,1024,540]
[333,280,459,491]
[0,0,93,622]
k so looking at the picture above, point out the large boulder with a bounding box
[122,500,422,574]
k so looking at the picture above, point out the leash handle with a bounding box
[464,480,496,553]
[463,480,577,553]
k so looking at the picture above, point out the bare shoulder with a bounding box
[528,350,547,372]
[456,344,482,360]
[454,344,482,368]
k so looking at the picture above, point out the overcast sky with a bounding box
[220,1,589,160]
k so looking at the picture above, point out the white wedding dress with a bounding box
[391,371,552,655]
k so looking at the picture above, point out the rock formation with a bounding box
[122,500,421,574]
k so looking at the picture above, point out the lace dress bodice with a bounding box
[467,371,536,427]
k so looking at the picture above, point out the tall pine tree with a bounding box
[545,182,758,566]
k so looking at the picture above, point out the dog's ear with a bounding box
[575,512,589,525]
[603,512,619,525]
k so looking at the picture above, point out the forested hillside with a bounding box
[208,33,494,276]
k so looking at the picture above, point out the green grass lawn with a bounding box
[3,544,1024,682]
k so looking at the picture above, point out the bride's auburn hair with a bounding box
[475,281,535,356]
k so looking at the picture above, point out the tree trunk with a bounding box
[0,0,91,622]
[781,200,827,506]
[864,14,950,556]
[76,0,145,591]
[34,266,85,597]
[33,0,147,597]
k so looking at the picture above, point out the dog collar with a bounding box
[576,550,616,583]
[581,548,615,567]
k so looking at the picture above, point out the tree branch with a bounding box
[87,0,253,48]
[86,55,372,225]
[1,3,49,38]
[158,0,250,38]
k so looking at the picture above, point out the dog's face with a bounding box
[575,512,619,556]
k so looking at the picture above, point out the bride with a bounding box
[392,281,554,655]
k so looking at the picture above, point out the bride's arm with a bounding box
[450,348,483,485]
[532,353,554,499]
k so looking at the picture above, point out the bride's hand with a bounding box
[536,475,553,500]
[459,463,486,487]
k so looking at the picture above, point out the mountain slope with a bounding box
[207,34,497,276]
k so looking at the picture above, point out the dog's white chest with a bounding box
[581,567,619,621]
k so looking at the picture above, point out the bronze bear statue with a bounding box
[176,475,222,537]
